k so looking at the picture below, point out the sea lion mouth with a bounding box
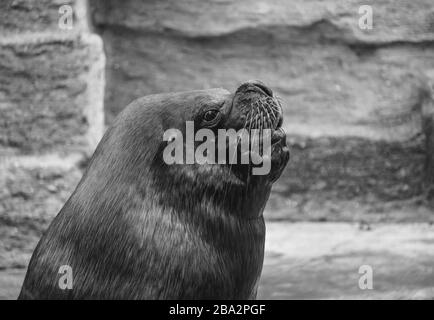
[271,127,287,146]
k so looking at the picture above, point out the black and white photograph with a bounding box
[1,0,434,305]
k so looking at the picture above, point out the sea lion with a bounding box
[18,80,289,299]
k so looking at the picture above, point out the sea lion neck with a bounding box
[148,161,271,221]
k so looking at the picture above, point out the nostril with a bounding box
[254,83,273,97]
[246,80,273,97]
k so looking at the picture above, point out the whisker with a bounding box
[268,103,280,113]
[245,103,259,195]
[263,104,276,128]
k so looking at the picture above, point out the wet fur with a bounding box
[19,87,287,299]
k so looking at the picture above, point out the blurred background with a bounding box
[1,0,434,299]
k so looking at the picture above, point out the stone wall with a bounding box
[0,0,105,269]
[91,0,434,221]
[1,1,434,272]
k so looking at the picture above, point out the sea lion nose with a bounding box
[238,80,274,97]
[247,80,273,97]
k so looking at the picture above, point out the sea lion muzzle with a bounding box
[226,81,289,181]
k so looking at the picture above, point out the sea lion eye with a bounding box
[203,109,220,123]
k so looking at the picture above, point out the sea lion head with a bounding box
[94,80,289,221]
[88,81,289,220]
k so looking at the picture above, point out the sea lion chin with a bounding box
[18,80,290,300]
